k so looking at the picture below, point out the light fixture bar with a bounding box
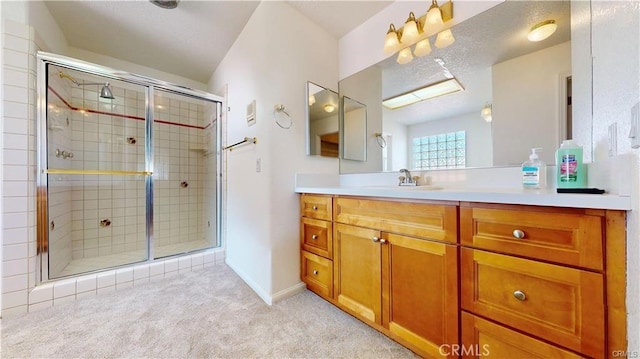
[382,78,464,110]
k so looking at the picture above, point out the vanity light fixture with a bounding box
[323,104,336,113]
[481,104,492,122]
[382,78,464,110]
[308,95,316,106]
[527,20,557,42]
[382,1,454,65]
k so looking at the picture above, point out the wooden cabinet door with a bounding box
[334,223,382,325]
[383,233,459,358]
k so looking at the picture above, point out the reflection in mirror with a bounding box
[342,96,367,161]
[306,81,339,157]
[339,1,574,174]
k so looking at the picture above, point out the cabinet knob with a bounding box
[513,290,527,301]
[311,234,318,240]
[379,238,387,244]
[372,237,380,242]
[512,229,526,239]
[312,205,318,211]
[313,270,318,275]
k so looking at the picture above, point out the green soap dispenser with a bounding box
[556,140,587,188]
[522,148,546,189]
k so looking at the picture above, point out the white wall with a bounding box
[408,111,492,168]
[492,42,571,166]
[588,1,640,351]
[208,1,339,302]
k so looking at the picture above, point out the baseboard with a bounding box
[272,282,306,303]
[225,259,307,306]
[225,259,273,305]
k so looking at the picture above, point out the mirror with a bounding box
[342,96,367,161]
[339,1,575,174]
[306,81,339,158]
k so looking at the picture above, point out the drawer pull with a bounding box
[312,205,318,211]
[311,234,318,240]
[379,238,387,244]
[513,290,527,301]
[372,237,380,242]
[512,229,526,239]
[313,270,319,275]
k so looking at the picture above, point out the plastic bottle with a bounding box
[522,148,546,189]
[556,140,586,188]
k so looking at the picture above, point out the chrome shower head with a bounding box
[100,84,115,99]
[150,0,179,9]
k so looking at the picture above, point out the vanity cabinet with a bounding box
[299,194,627,359]
[300,194,334,299]
[333,197,459,358]
[459,202,625,359]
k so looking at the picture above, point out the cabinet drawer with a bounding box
[461,312,586,358]
[300,194,332,221]
[334,197,457,243]
[300,217,332,259]
[301,251,333,299]
[461,248,604,358]
[460,205,603,270]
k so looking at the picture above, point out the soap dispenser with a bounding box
[522,148,546,189]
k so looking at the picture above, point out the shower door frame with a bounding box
[36,52,223,283]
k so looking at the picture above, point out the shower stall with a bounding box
[37,52,222,281]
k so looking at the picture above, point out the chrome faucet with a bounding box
[399,169,418,186]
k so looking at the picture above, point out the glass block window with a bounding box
[412,131,466,169]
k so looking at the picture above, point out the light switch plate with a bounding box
[630,101,640,149]
[608,122,617,157]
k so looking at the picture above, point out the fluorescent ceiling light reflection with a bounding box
[382,78,464,110]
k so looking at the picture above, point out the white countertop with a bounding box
[294,184,632,210]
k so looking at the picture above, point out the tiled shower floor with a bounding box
[57,240,213,278]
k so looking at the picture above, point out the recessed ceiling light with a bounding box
[382,78,464,110]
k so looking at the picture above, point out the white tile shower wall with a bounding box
[65,80,147,261]
[2,20,36,316]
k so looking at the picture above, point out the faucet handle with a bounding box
[398,176,406,185]
[412,176,420,184]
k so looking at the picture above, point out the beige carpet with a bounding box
[1,264,418,358]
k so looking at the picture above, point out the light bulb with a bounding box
[435,29,455,48]
[425,0,444,31]
[383,24,401,55]
[323,104,335,113]
[397,47,414,65]
[400,12,420,45]
[308,95,316,106]
[413,39,432,57]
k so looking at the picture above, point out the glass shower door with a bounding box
[152,89,219,258]
[45,65,149,278]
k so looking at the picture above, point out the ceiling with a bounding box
[44,0,392,84]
